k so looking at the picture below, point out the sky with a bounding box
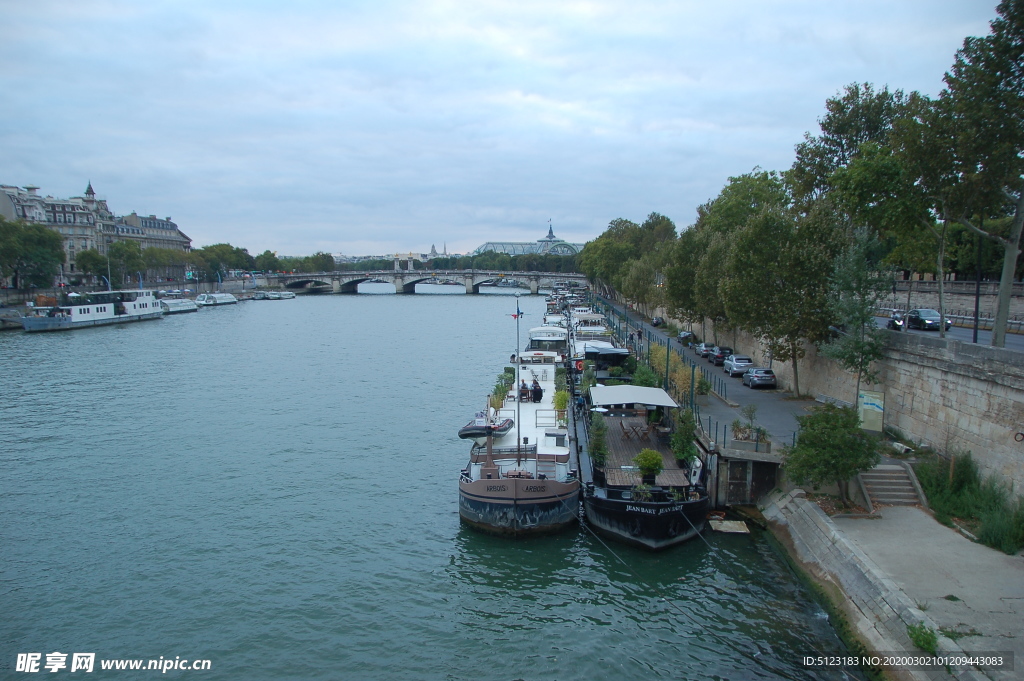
[0,0,998,257]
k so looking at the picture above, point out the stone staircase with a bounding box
[859,464,922,507]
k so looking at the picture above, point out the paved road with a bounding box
[873,316,1024,352]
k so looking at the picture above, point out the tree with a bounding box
[13,222,65,288]
[790,82,914,210]
[721,207,839,396]
[307,251,335,272]
[74,248,108,280]
[935,0,1024,348]
[0,216,20,282]
[783,403,880,506]
[820,227,893,402]
[107,240,146,287]
[255,250,281,272]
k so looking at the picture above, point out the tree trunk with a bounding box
[990,193,1023,348]
[937,219,948,339]
[837,478,850,507]
[790,340,801,397]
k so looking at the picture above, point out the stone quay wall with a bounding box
[888,281,1024,319]
[689,324,1024,495]
[763,489,987,681]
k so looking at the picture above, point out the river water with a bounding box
[2,286,859,680]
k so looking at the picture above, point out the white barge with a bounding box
[20,290,163,332]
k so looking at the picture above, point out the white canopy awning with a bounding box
[589,385,679,408]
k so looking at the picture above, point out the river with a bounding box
[1,285,860,680]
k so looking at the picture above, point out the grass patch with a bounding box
[907,623,938,655]
[938,626,980,642]
[914,452,1024,555]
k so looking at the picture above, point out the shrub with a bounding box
[914,451,1024,555]
[633,448,664,478]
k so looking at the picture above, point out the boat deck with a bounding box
[487,359,565,458]
[601,415,690,488]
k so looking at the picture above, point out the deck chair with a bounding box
[638,425,653,442]
[619,420,634,440]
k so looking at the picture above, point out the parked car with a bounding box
[742,367,777,389]
[723,354,754,376]
[709,346,733,366]
[676,331,694,343]
[651,316,664,327]
[695,342,713,357]
[906,308,951,331]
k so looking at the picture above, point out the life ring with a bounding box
[575,360,584,372]
[706,511,726,521]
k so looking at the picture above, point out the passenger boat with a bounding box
[20,290,164,332]
[158,295,199,314]
[458,309,580,536]
[195,292,238,306]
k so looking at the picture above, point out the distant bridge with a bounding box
[258,270,588,295]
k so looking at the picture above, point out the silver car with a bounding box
[694,342,712,357]
[742,367,777,389]
[723,354,753,376]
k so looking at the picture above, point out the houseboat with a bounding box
[579,384,709,550]
[458,348,580,536]
[20,290,164,332]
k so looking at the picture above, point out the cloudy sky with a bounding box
[1,0,996,257]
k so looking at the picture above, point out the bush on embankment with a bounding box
[914,452,1024,555]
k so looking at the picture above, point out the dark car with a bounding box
[742,367,777,389]
[906,308,951,331]
[695,342,712,357]
[651,316,664,327]
[709,346,733,366]
[676,331,694,345]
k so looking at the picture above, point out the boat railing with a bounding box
[535,409,558,428]
[470,443,538,457]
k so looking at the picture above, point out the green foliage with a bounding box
[672,409,699,465]
[630,483,652,502]
[589,413,608,467]
[695,374,711,395]
[907,623,938,656]
[491,369,516,407]
[73,248,107,278]
[254,250,282,272]
[553,390,570,412]
[783,403,880,505]
[915,452,1024,554]
[194,243,255,274]
[0,218,66,288]
[820,227,892,398]
[631,363,660,388]
[107,240,146,286]
[633,448,664,478]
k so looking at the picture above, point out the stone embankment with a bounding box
[763,489,989,681]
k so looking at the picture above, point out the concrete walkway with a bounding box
[834,507,1023,680]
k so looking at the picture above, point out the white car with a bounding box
[723,354,754,377]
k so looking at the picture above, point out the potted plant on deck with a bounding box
[633,448,664,486]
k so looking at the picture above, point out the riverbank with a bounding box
[763,489,1016,681]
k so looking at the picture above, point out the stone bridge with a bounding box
[259,270,588,294]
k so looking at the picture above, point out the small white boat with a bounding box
[20,290,164,332]
[159,298,199,314]
[195,293,238,306]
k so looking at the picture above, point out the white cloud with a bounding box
[0,0,996,254]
